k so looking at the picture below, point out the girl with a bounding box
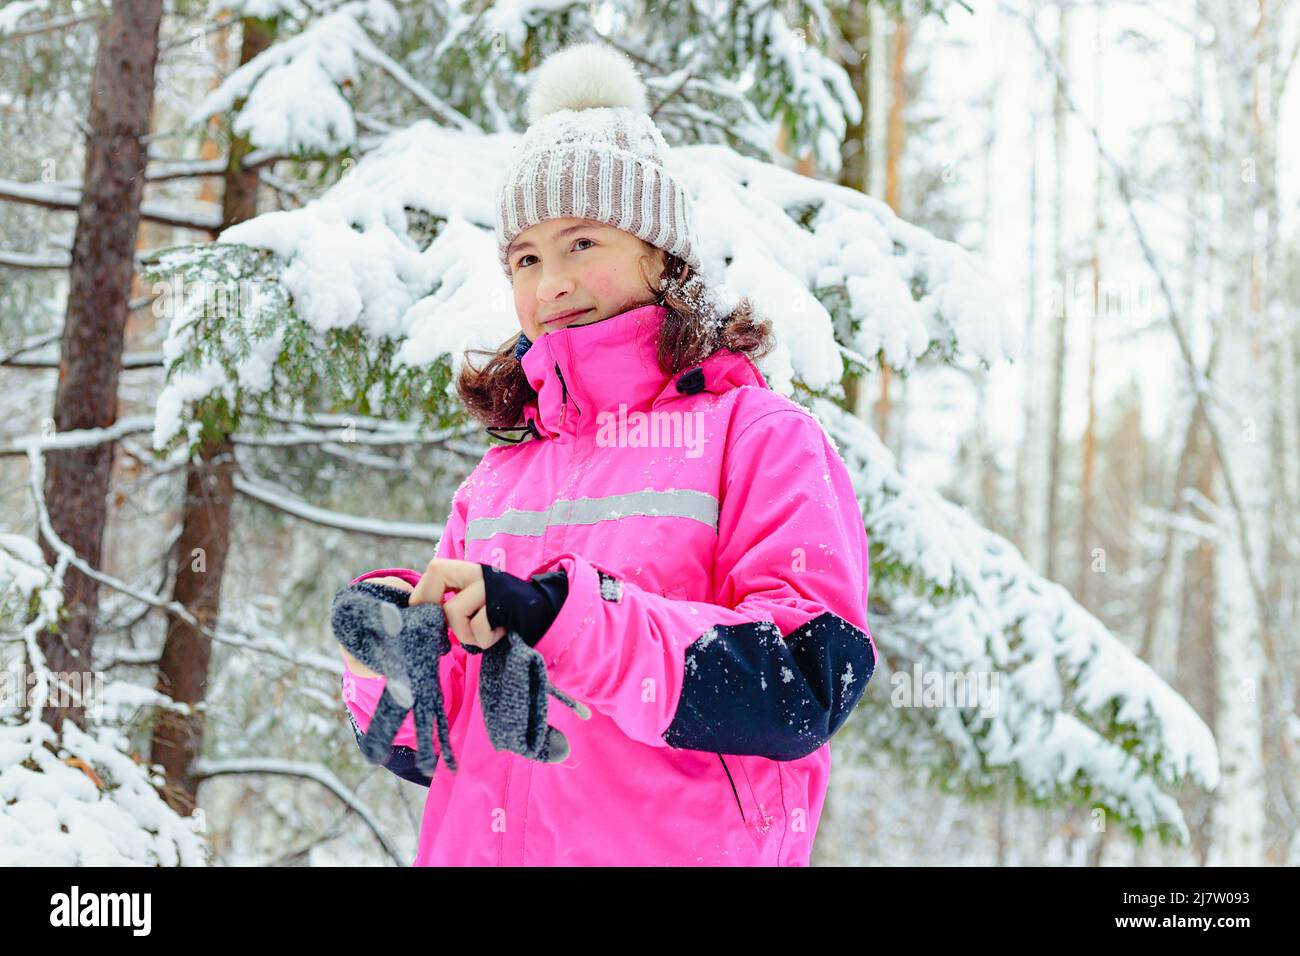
[338,42,877,866]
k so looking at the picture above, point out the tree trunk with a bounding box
[1171,43,1218,842]
[1140,29,1215,667]
[834,0,871,419]
[874,10,908,449]
[151,435,237,814]
[1044,1,1070,583]
[1254,0,1300,854]
[1077,7,1103,610]
[1204,0,1267,866]
[149,14,272,817]
[1179,400,1218,865]
[1140,395,1205,665]
[36,0,165,738]
[1015,102,1040,564]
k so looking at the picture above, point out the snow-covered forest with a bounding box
[0,0,1295,866]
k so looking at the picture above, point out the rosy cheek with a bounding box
[514,296,538,333]
[580,268,624,299]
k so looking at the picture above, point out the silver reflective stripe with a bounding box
[465,488,719,541]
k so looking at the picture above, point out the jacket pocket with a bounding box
[717,753,746,823]
[732,753,781,843]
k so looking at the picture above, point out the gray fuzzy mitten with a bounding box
[466,632,590,763]
[332,580,590,777]
[332,581,457,777]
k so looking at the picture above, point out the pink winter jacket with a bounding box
[340,303,877,866]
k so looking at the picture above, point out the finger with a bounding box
[409,559,451,607]
[442,584,482,649]
[410,559,476,607]
[470,605,503,650]
[407,572,435,608]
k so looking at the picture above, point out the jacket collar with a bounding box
[515,303,769,441]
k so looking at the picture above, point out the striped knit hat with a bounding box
[495,42,703,280]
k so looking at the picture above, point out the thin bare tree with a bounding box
[35,0,166,737]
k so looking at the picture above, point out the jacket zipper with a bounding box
[554,361,580,427]
[509,404,582,866]
[718,754,746,823]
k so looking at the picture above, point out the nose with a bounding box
[536,260,577,303]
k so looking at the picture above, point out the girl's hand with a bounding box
[409,558,508,651]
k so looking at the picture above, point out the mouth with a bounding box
[543,308,592,326]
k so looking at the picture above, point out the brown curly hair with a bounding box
[456,248,775,435]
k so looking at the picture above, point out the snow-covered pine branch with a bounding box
[142,234,477,454]
[0,719,211,865]
[187,0,407,156]
[814,397,1220,842]
[0,534,209,865]
[0,0,52,37]
[146,117,1017,452]
[188,2,908,178]
[0,531,63,644]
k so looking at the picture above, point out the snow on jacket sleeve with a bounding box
[528,406,878,761]
[340,490,470,785]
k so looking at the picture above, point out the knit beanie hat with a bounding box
[494,42,704,282]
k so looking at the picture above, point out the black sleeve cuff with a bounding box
[480,564,569,647]
[347,709,431,787]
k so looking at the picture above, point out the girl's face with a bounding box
[508,217,666,340]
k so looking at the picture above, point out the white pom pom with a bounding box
[526,42,649,124]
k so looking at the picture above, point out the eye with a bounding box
[514,237,594,270]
